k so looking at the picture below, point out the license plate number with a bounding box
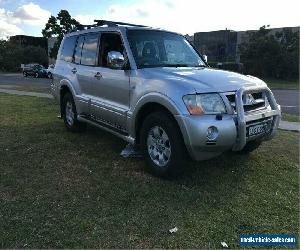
[248,124,266,136]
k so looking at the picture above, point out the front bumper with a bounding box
[175,86,281,160]
[175,114,237,160]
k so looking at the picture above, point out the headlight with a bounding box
[183,93,226,115]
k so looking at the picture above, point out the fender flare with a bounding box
[59,79,77,99]
[128,92,183,137]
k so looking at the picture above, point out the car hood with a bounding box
[142,67,267,93]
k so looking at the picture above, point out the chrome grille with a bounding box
[226,91,267,112]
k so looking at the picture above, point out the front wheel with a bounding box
[35,72,39,78]
[23,71,27,77]
[48,72,52,79]
[62,93,86,132]
[140,111,188,177]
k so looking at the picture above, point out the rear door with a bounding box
[73,33,100,116]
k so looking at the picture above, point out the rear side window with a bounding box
[60,36,77,62]
[74,36,84,64]
[80,34,99,66]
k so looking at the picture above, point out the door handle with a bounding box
[71,68,77,74]
[94,72,102,79]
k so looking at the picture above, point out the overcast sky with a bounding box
[0,0,299,39]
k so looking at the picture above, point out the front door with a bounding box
[90,32,130,131]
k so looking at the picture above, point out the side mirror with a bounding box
[203,55,208,63]
[107,51,125,69]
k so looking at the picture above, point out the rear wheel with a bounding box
[140,111,188,177]
[23,71,27,77]
[48,72,52,79]
[62,92,86,132]
[35,72,39,78]
[239,140,262,154]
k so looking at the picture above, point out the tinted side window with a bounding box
[60,36,77,62]
[81,34,99,66]
[74,36,84,64]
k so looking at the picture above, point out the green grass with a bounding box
[265,79,299,89]
[0,93,299,248]
[14,86,50,93]
[0,84,50,94]
[282,113,300,122]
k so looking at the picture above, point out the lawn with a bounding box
[0,93,299,248]
[0,84,50,94]
[282,113,300,122]
[265,79,299,90]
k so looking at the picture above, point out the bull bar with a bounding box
[232,86,281,151]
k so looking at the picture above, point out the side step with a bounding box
[77,115,135,144]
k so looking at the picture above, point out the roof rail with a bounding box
[94,20,148,28]
[70,20,149,33]
[71,24,97,32]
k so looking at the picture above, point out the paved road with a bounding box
[0,73,299,115]
[0,73,51,90]
[273,89,299,115]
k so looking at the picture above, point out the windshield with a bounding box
[127,30,206,68]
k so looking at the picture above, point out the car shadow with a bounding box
[81,124,251,187]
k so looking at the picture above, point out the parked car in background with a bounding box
[46,64,55,78]
[23,64,47,78]
[51,20,281,177]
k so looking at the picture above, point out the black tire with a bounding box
[23,72,27,77]
[48,72,52,79]
[238,140,262,154]
[140,111,188,177]
[35,72,39,78]
[61,92,86,132]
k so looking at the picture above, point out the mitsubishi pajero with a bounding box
[51,20,281,177]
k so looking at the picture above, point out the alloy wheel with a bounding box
[65,101,74,126]
[147,126,172,167]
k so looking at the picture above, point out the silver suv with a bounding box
[51,20,281,177]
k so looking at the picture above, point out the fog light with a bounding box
[207,126,218,141]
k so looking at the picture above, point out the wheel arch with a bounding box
[59,80,76,116]
[132,94,184,145]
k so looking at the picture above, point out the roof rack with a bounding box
[71,20,149,33]
[94,20,148,28]
[74,24,97,31]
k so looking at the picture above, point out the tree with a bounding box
[0,40,48,72]
[275,28,299,80]
[42,10,80,59]
[239,26,299,79]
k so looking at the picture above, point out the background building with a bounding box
[10,35,57,65]
[10,35,48,51]
[194,26,299,63]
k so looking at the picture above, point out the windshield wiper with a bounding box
[161,64,191,68]
[139,64,207,69]
[164,64,207,68]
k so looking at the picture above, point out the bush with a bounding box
[208,61,244,73]
[239,26,299,80]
